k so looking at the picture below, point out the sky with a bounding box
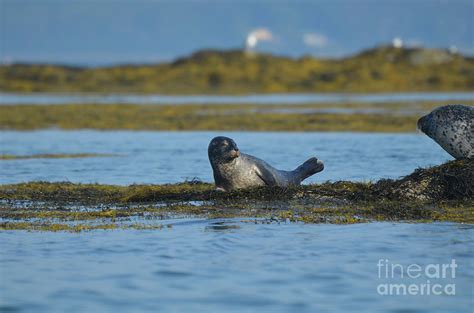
[0,0,473,66]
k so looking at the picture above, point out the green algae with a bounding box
[0,221,165,232]
[0,160,472,230]
[0,160,471,205]
[1,101,472,132]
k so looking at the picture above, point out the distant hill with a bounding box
[0,46,473,93]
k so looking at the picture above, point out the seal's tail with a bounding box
[294,157,324,183]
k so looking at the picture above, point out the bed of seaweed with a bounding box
[1,101,471,132]
[0,159,472,231]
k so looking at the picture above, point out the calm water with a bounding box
[0,130,452,185]
[1,222,473,313]
[1,92,473,105]
[1,130,471,313]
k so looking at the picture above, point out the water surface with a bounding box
[1,92,473,105]
[0,130,471,313]
[0,222,472,313]
[0,131,452,185]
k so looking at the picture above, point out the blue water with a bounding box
[0,130,452,185]
[1,92,473,105]
[1,222,473,313]
[1,130,472,313]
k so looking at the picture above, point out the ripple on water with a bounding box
[0,222,473,312]
[153,270,194,278]
[0,131,453,184]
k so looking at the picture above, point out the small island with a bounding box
[1,46,473,94]
[1,159,472,231]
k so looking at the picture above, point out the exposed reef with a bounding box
[0,160,472,231]
[1,101,472,132]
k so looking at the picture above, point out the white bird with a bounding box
[245,28,273,51]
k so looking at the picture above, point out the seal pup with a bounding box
[417,104,473,159]
[208,136,324,191]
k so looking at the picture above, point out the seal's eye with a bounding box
[221,141,229,147]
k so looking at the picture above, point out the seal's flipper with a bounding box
[294,157,324,183]
[254,164,278,187]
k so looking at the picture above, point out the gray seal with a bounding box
[417,104,473,159]
[208,136,324,191]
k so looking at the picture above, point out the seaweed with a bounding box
[1,46,473,93]
[0,160,472,231]
[1,101,472,132]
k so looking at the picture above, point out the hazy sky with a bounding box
[1,0,473,65]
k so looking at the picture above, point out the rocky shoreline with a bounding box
[0,159,472,231]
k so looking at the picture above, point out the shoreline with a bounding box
[1,159,472,231]
[1,47,473,94]
[2,101,472,132]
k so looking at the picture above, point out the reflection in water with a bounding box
[205,221,242,231]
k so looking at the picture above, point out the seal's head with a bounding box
[417,112,436,138]
[417,105,473,159]
[208,136,240,163]
[418,105,472,139]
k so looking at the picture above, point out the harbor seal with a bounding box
[417,104,473,159]
[208,136,324,191]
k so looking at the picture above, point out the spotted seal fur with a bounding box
[208,136,324,191]
[417,104,473,159]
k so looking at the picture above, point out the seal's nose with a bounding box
[231,149,240,158]
[417,117,423,130]
[417,115,428,132]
